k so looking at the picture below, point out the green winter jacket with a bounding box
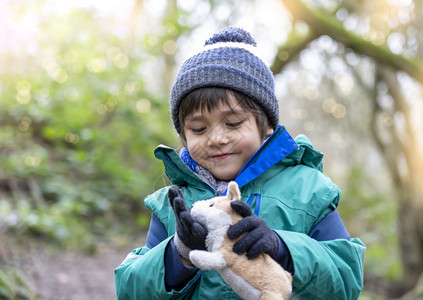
[115,126,365,299]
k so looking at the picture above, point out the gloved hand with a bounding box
[227,200,279,260]
[168,186,208,259]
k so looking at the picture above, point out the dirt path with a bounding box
[0,233,145,300]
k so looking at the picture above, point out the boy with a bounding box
[115,27,365,299]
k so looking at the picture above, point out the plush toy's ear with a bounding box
[227,181,241,201]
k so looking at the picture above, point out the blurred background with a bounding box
[0,0,422,299]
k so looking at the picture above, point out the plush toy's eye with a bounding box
[209,202,214,207]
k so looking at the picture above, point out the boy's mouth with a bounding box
[211,153,233,159]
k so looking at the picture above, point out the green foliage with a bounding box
[0,7,180,250]
[0,268,37,300]
[338,167,402,280]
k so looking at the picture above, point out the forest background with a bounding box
[1,0,422,299]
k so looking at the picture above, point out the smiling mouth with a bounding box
[211,153,233,159]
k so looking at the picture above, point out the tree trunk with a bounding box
[376,67,423,295]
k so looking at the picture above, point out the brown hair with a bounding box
[178,87,270,141]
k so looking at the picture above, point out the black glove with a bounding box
[227,200,279,260]
[168,186,208,259]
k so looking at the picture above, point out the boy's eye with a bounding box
[191,127,206,133]
[226,121,243,128]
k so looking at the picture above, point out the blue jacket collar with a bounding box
[229,125,298,193]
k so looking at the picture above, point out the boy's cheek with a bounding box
[187,143,207,160]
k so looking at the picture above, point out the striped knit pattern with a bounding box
[170,27,279,134]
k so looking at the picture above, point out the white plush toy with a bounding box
[189,181,292,300]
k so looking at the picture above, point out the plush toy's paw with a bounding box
[189,250,227,270]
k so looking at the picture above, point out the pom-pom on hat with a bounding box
[170,27,279,134]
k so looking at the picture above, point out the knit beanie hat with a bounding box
[169,27,279,134]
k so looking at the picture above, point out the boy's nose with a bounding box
[207,126,229,146]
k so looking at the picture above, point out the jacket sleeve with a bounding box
[275,228,365,300]
[115,237,200,299]
[146,214,199,289]
[273,209,351,275]
[114,214,201,299]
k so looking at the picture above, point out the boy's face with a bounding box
[183,94,273,181]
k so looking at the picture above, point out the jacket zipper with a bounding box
[246,193,261,216]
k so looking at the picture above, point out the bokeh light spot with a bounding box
[87,58,106,73]
[162,40,177,55]
[19,116,32,131]
[25,156,42,167]
[65,133,80,144]
[16,80,32,91]
[16,89,31,104]
[136,98,151,113]
[332,103,347,119]
[304,86,319,100]
[16,80,32,104]
[105,100,116,112]
[114,53,129,69]
[278,50,289,61]
[322,98,337,113]
[55,69,68,83]
[335,72,354,96]
[107,46,122,61]
[64,49,79,64]
[291,108,308,119]
[124,82,137,95]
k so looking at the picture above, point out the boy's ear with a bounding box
[266,126,274,137]
[227,181,241,201]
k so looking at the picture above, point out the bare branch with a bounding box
[277,0,423,83]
